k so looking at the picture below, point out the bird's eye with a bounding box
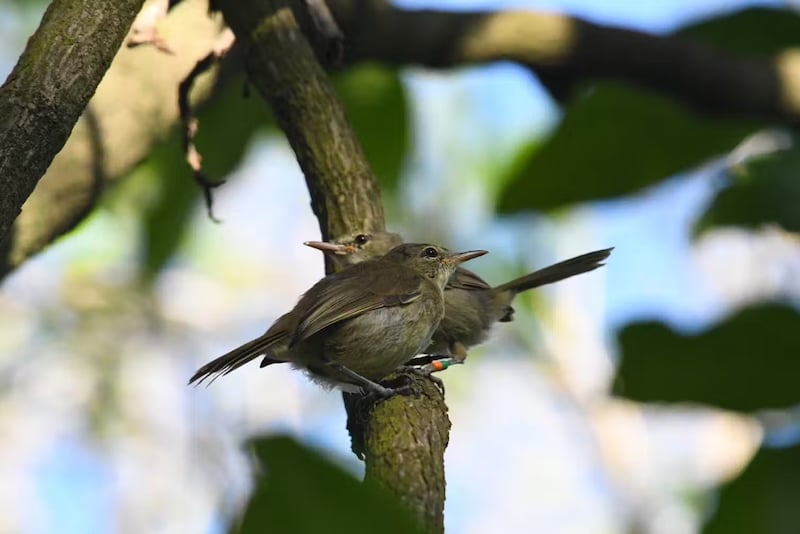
[354,234,370,246]
[422,247,439,259]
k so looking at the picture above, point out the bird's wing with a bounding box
[290,264,423,346]
[447,267,491,290]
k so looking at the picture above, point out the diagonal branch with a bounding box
[0,0,145,244]
[216,1,447,531]
[7,2,800,279]
[218,2,383,238]
[0,0,227,280]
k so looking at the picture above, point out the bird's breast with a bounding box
[321,295,443,380]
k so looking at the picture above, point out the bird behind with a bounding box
[305,231,611,359]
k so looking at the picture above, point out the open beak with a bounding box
[304,240,354,255]
[448,250,488,264]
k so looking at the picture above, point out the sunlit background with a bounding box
[2,0,799,533]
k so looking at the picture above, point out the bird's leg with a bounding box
[324,361,406,398]
[405,356,463,374]
[402,355,464,395]
[401,342,470,394]
[405,354,445,366]
[405,340,469,371]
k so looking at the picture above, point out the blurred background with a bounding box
[2,0,800,532]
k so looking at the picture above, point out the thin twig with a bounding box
[177,28,235,222]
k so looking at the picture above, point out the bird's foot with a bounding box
[402,355,463,395]
[361,380,413,402]
[327,361,410,400]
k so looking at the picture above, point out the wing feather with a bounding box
[289,262,423,346]
[447,267,491,290]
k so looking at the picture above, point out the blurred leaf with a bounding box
[695,145,800,235]
[194,74,274,179]
[497,83,755,212]
[140,75,273,280]
[703,443,800,534]
[139,133,199,282]
[498,7,800,214]
[334,66,408,194]
[613,304,800,412]
[236,435,421,534]
[680,7,800,55]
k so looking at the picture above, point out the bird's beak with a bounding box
[304,240,354,255]
[448,250,488,264]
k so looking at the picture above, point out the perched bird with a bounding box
[306,232,612,360]
[189,243,487,396]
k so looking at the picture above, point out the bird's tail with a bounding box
[493,248,613,295]
[189,331,286,385]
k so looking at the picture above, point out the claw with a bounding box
[363,381,413,403]
[404,366,447,395]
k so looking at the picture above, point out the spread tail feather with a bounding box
[189,331,286,385]
[494,248,613,295]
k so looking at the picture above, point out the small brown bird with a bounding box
[189,243,487,396]
[306,232,611,360]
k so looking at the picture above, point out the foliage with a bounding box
[214,6,800,533]
[614,304,800,412]
[703,443,800,534]
[496,82,755,212]
[235,436,420,534]
[25,3,800,533]
[334,65,409,196]
[695,141,800,235]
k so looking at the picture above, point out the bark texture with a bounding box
[220,1,384,239]
[0,0,227,279]
[0,0,145,243]
[217,1,448,530]
[362,379,450,533]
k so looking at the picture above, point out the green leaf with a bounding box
[613,304,800,412]
[334,66,408,194]
[497,7,800,214]
[497,83,755,212]
[138,75,273,281]
[703,443,800,534]
[194,74,274,179]
[680,7,800,55]
[140,133,199,281]
[236,436,421,534]
[695,144,800,235]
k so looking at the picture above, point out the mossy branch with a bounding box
[0,0,145,244]
[216,0,449,531]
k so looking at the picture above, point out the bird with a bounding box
[189,243,487,396]
[305,231,612,361]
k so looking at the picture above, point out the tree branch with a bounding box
[216,0,447,530]
[0,0,145,244]
[219,2,383,238]
[8,2,800,278]
[330,1,800,123]
[0,0,227,279]
[360,379,450,532]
